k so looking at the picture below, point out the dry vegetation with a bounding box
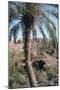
[9,41,58,88]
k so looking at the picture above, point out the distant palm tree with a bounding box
[8,2,58,87]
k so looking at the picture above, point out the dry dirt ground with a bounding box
[42,53,58,68]
[9,42,58,88]
[9,42,58,68]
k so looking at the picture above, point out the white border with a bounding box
[0,0,60,90]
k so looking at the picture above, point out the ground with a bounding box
[8,42,58,88]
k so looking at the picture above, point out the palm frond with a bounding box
[9,18,21,30]
[45,22,57,48]
[41,12,56,31]
[9,23,19,42]
[37,24,47,45]
[44,10,58,19]
[32,27,37,40]
[38,24,46,38]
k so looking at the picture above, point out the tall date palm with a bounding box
[8,2,58,87]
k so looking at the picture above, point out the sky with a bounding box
[9,3,59,40]
[17,16,58,40]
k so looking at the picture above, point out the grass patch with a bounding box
[9,47,58,88]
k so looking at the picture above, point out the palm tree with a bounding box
[8,2,58,87]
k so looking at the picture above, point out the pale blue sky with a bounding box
[17,4,58,40]
[17,16,58,40]
[9,4,58,40]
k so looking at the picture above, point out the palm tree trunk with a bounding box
[24,28,38,87]
[14,35,16,43]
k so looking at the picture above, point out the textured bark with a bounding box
[24,29,38,87]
